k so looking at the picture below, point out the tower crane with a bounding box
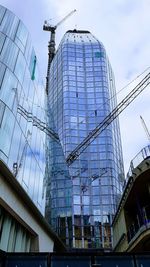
[17,104,59,142]
[81,168,109,193]
[43,9,76,94]
[16,71,150,166]
[13,130,32,177]
[140,115,150,142]
[13,105,60,177]
[66,72,150,166]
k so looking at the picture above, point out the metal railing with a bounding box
[126,145,150,180]
[127,204,150,243]
[1,251,150,267]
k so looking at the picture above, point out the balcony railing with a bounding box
[127,205,150,243]
[126,145,150,180]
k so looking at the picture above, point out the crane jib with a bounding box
[66,72,150,166]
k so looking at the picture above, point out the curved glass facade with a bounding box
[47,30,124,249]
[0,5,46,213]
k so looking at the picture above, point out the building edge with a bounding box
[0,159,66,252]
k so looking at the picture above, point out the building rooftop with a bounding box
[66,29,90,34]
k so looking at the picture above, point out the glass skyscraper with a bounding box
[46,30,124,249]
[0,5,46,213]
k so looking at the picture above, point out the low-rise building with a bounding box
[112,145,150,252]
[0,159,66,252]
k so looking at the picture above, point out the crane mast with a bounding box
[66,72,150,166]
[140,115,150,142]
[43,9,76,95]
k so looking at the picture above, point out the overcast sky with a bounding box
[1,0,150,174]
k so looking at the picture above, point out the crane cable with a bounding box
[76,66,150,127]
[66,71,150,165]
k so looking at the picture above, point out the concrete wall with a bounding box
[0,172,54,252]
[0,161,65,252]
[113,209,128,251]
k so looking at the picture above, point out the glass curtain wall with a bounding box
[45,101,72,247]
[47,30,124,249]
[0,5,46,213]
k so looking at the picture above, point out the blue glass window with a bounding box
[0,68,17,109]
[0,38,19,71]
[15,51,26,83]
[0,107,15,156]
[0,10,19,39]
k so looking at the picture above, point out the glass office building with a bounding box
[47,30,124,249]
[0,5,46,213]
